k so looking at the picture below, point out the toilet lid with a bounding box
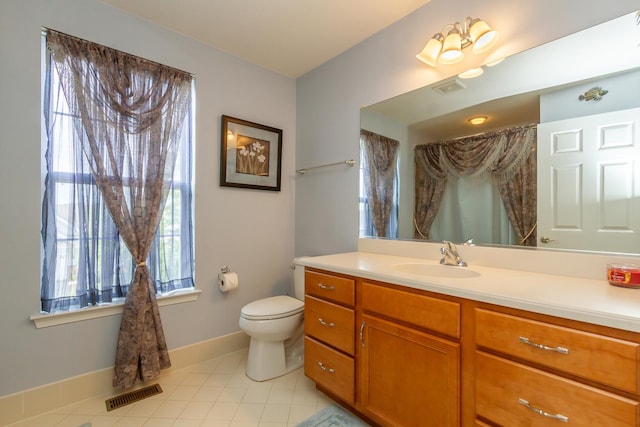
[241,295,304,320]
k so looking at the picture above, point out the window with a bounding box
[359,132,399,238]
[41,32,195,314]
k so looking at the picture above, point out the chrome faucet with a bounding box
[461,238,475,246]
[440,241,468,267]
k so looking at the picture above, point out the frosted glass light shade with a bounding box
[416,35,443,67]
[458,67,484,79]
[439,30,464,64]
[469,19,499,54]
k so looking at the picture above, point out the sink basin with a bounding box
[393,263,480,278]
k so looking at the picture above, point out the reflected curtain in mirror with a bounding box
[414,125,537,246]
[360,130,400,238]
[46,30,193,388]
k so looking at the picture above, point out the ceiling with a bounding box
[98,0,432,78]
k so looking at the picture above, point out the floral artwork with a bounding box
[220,115,282,191]
[235,135,270,176]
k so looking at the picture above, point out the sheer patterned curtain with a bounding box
[414,125,537,246]
[44,30,193,388]
[414,143,447,239]
[41,85,194,312]
[360,130,400,238]
[494,133,538,246]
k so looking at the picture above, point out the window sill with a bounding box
[30,289,202,329]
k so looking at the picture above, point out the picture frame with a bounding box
[220,115,283,191]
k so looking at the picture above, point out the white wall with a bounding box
[540,69,640,122]
[294,0,637,257]
[0,0,296,397]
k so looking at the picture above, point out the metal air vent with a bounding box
[105,383,163,411]
[432,79,466,95]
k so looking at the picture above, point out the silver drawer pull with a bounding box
[318,318,335,327]
[318,362,335,374]
[519,336,569,354]
[518,398,568,423]
[360,321,366,347]
[318,283,335,291]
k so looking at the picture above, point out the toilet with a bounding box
[239,264,305,381]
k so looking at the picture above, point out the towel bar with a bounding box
[296,159,355,175]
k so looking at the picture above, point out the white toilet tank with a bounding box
[293,264,305,300]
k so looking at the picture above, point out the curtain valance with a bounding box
[415,124,536,184]
[414,124,537,246]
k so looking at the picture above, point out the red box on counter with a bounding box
[607,263,640,288]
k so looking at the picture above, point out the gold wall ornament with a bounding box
[579,86,608,101]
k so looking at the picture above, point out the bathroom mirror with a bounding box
[360,11,640,255]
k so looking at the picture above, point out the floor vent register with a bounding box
[105,383,163,411]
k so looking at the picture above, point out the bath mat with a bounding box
[297,405,370,427]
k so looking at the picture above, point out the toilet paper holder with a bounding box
[220,266,231,274]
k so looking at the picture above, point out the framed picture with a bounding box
[220,115,283,191]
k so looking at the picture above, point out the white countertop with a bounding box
[295,251,640,333]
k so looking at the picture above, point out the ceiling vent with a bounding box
[432,79,466,95]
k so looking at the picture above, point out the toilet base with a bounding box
[245,332,304,381]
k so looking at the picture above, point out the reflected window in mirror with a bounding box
[359,130,400,238]
[414,125,537,246]
[429,173,517,245]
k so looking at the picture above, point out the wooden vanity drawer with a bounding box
[305,270,355,306]
[476,351,639,427]
[305,296,355,355]
[361,282,460,338]
[304,336,354,404]
[475,308,640,392]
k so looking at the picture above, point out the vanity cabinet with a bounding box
[475,307,640,426]
[303,269,356,404]
[302,267,640,427]
[358,281,460,427]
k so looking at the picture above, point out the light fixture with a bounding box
[469,116,488,125]
[485,58,504,67]
[439,27,464,64]
[468,18,499,54]
[458,67,484,79]
[416,17,499,66]
[416,34,444,66]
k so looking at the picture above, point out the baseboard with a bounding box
[0,331,250,426]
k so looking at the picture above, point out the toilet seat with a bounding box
[241,295,304,321]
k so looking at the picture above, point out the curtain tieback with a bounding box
[137,261,147,267]
[413,217,429,240]
[519,223,538,244]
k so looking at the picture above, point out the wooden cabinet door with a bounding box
[358,314,460,427]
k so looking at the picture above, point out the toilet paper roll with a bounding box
[218,272,239,292]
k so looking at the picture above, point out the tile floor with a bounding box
[9,349,335,427]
